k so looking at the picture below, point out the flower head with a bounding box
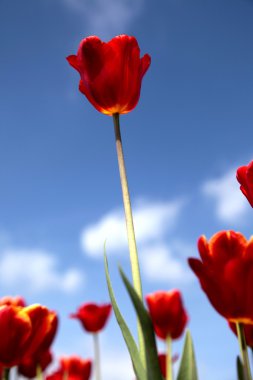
[188,231,253,323]
[70,302,111,333]
[237,160,253,207]
[146,290,188,340]
[0,305,32,367]
[46,356,92,380]
[67,35,151,115]
[24,304,58,358]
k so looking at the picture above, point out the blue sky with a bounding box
[0,0,253,379]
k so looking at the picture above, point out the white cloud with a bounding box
[64,0,143,38]
[202,169,248,223]
[140,243,193,284]
[0,249,84,294]
[101,349,133,380]
[81,199,184,257]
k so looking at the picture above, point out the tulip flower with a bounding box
[237,160,253,207]
[70,303,111,333]
[18,350,52,378]
[70,303,111,380]
[146,291,187,380]
[67,35,151,373]
[146,290,188,340]
[24,304,58,358]
[188,231,253,324]
[67,35,151,115]
[0,305,32,367]
[158,353,178,378]
[46,356,92,380]
[189,230,253,380]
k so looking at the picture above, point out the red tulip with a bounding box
[229,322,253,348]
[70,302,111,333]
[237,161,253,207]
[146,290,188,340]
[0,296,26,307]
[0,305,32,367]
[188,231,253,323]
[18,350,53,378]
[46,356,92,380]
[67,35,151,115]
[24,304,58,358]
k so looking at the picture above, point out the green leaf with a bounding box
[237,356,246,380]
[119,267,164,380]
[177,330,198,380]
[104,253,146,380]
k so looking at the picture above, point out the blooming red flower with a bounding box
[67,35,151,115]
[24,304,58,358]
[188,231,253,323]
[18,350,53,378]
[46,356,92,380]
[70,302,111,333]
[237,160,253,207]
[0,303,58,368]
[229,322,253,348]
[0,305,32,367]
[145,290,188,340]
[0,296,26,307]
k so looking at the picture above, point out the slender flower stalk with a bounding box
[36,366,43,380]
[2,369,10,380]
[236,323,253,380]
[166,336,173,380]
[93,334,101,380]
[113,113,146,367]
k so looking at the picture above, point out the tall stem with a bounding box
[113,113,146,368]
[166,335,173,380]
[236,322,252,380]
[93,333,101,380]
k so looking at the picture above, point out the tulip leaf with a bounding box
[104,253,147,380]
[237,356,246,380]
[119,266,164,380]
[177,330,198,380]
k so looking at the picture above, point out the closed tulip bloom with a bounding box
[24,304,58,358]
[0,296,26,307]
[146,290,188,340]
[70,303,111,333]
[18,350,52,378]
[0,305,32,367]
[237,160,253,207]
[67,35,151,115]
[188,231,253,323]
[46,356,92,380]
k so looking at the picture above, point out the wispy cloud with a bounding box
[0,249,84,295]
[202,169,249,223]
[140,243,194,284]
[64,0,144,38]
[81,199,184,257]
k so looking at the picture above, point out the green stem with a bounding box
[166,335,173,380]
[112,113,146,369]
[36,365,43,380]
[236,322,252,380]
[93,333,101,380]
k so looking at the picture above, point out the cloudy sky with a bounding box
[1,0,253,379]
